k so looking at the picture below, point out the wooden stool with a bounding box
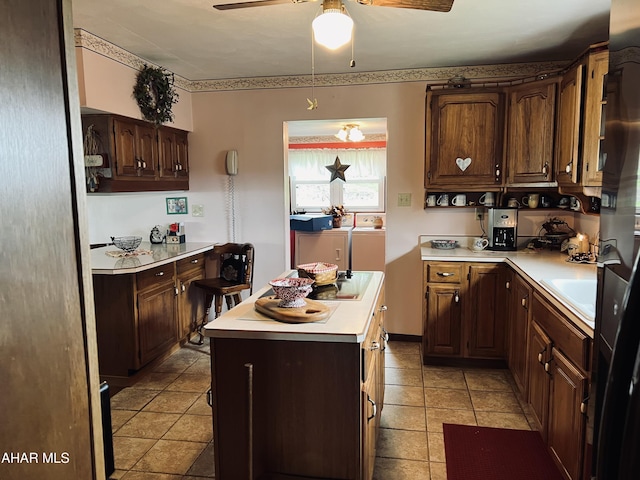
[190,243,254,344]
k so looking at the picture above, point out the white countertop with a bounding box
[203,271,385,343]
[90,242,214,274]
[420,236,597,336]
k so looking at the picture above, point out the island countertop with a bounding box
[203,271,385,343]
[90,241,214,274]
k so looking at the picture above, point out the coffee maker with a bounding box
[487,208,518,251]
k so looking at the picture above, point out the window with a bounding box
[289,148,386,212]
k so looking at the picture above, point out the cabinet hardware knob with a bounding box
[506,281,511,289]
[538,352,543,363]
[437,272,454,277]
[367,395,377,422]
[369,341,380,351]
[580,402,587,414]
[379,305,388,312]
[566,162,572,174]
[181,283,186,292]
[190,259,199,264]
[544,361,551,372]
[155,271,165,276]
[454,290,460,303]
[543,162,549,177]
[174,287,179,296]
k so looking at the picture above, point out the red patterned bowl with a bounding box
[269,277,314,308]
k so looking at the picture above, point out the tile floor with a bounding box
[108,340,535,480]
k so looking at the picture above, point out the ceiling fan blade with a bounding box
[360,0,454,12]
[213,0,310,10]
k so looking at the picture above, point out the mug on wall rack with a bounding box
[522,193,540,209]
[437,194,450,206]
[452,194,467,206]
[479,192,495,207]
[426,194,436,207]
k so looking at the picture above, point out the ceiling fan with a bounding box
[213,0,454,12]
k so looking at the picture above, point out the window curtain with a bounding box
[289,148,386,181]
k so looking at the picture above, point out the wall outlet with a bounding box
[475,208,484,221]
[192,204,204,217]
[398,193,412,207]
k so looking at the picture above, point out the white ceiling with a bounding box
[71,0,610,82]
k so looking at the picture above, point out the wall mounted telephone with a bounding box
[226,150,238,176]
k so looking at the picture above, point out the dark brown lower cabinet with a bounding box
[527,293,590,480]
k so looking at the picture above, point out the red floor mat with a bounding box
[443,424,564,480]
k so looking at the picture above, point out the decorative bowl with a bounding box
[111,236,143,252]
[269,277,314,308]
[431,239,459,250]
[297,262,338,286]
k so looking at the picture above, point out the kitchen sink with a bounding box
[540,278,597,323]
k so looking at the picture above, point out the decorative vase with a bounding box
[332,216,343,228]
[373,216,384,229]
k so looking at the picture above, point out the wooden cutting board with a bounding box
[254,296,330,323]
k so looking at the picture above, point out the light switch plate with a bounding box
[398,193,412,207]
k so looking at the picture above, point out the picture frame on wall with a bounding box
[166,197,188,215]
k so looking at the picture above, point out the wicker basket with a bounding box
[297,262,338,286]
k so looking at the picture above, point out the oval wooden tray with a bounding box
[255,296,330,323]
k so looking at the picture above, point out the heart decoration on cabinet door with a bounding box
[456,157,472,172]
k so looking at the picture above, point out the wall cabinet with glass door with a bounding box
[425,89,505,190]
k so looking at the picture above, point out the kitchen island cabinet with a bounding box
[204,271,386,480]
[91,242,213,384]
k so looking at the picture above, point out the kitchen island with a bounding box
[203,271,386,480]
[91,242,214,384]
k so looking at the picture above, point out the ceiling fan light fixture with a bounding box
[335,126,349,141]
[312,1,353,50]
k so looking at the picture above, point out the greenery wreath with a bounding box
[133,65,179,126]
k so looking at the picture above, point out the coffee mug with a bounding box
[426,194,436,207]
[540,195,552,208]
[471,237,489,251]
[479,192,495,207]
[507,198,520,208]
[601,193,611,208]
[522,193,540,209]
[452,194,467,207]
[437,194,449,206]
[570,197,581,211]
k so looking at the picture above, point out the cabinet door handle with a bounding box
[505,281,511,290]
[155,271,165,276]
[580,394,590,414]
[190,259,199,264]
[521,294,528,309]
[367,395,377,422]
[565,162,573,174]
[174,286,179,296]
[454,290,460,303]
[369,341,380,351]
[379,305,388,312]
[538,346,546,363]
[335,248,341,261]
[437,272,455,277]
[181,283,186,293]
[542,162,549,177]
[495,164,501,181]
[380,327,389,350]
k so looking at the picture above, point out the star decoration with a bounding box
[325,156,350,182]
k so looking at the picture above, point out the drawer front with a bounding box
[533,293,590,371]
[137,263,175,291]
[427,263,464,284]
[177,253,205,275]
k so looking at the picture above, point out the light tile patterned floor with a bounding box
[108,340,533,479]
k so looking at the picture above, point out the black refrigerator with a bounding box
[591,0,640,478]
